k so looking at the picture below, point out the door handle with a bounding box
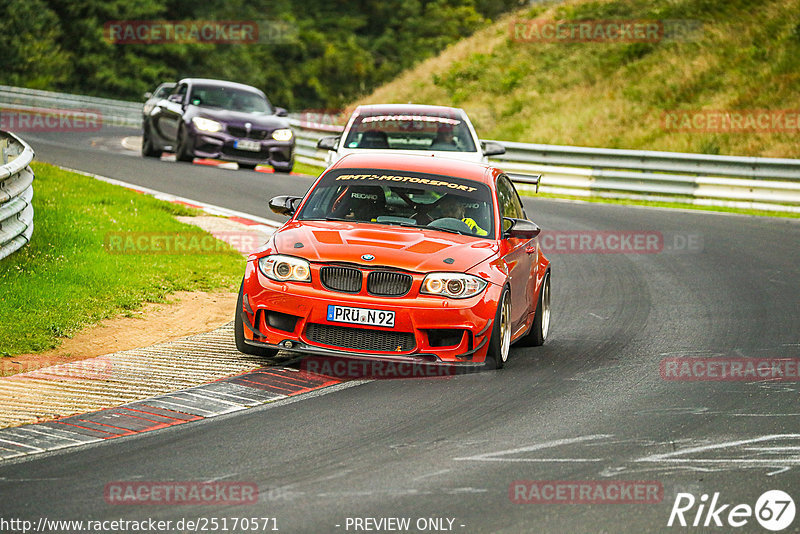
[525,246,537,255]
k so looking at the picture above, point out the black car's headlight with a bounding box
[421,273,487,299]
[192,117,223,132]
[272,128,293,141]
[258,255,311,282]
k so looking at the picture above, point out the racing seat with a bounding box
[358,130,389,149]
[331,185,386,221]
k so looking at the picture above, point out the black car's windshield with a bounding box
[188,85,272,113]
[154,85,175,99]
[343,113,477,152]
[297,168,494,238]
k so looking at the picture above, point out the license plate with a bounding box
[234,139,261,152]
[327,305,395,328]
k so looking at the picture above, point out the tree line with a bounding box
[2,0,521,110]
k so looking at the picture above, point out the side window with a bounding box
[496,175,525,219]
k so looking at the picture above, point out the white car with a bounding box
[316,104,505,167]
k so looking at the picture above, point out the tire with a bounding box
[272,163,293,173]
[238,163,258,170]
[234,282,279,357]
[483,288,512,370]
[141,125,160,158]
[516,271,551,347]
[175,125,194,162]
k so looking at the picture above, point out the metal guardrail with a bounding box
[288,119,800,213]
[0,85,142,128]
[1,86,798,213]
[0,131,35,260]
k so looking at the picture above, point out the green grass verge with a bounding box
[292,160,326,178]
[0,162,246,357]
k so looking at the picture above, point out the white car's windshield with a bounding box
[343,113,477,152]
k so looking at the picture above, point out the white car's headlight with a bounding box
[421,273,487,299]
[192,116,222,132]
[258,255,311,282]
[272,128,293,141]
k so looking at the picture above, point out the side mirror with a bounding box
[167,94,184,104]
[316,136,340,151]
[269,195,302,216]
[503,217,541,239]
[482,141,506,157]
[274,107,288,117]
[143,91,153,100]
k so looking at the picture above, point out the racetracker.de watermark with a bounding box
[662,110,800,133]
[104,20,296,44]
[0,108,101,132]
[104,481,258,505]
[510,480,663,504]
[104,232,257,255]
[511,18,702,43]
[1,358,112,380]
[538,231,703,254]
[302,357,457,379]
[661,358,800,381]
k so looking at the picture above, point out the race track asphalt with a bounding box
[1,128,798,533]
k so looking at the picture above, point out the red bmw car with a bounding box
[235,153,550,369]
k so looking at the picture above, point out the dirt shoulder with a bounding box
[2,291,237,377]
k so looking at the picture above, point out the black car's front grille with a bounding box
[320,266,362,293]
[306,323,416,352]
[228,126,270,140]
[367,271,412,297]
[221,146,268,158]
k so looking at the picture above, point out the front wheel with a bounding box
[141,126,160,157]
[234,282,279,358]
[175,125,194,162]
[272,163,293,173]
[516,271,551,347]
[483,288,511,370]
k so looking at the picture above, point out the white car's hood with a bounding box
[327,147,486,166]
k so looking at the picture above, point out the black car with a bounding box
[142,78,294,172]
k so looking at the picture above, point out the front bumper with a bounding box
[240,262,501,365]
[189,129,294,168]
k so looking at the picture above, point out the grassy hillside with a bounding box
[355,0,800,158]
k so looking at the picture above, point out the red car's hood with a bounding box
[273,221,498,273]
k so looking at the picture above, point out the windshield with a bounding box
[188,85,272,113]
[343,112,477,152]
[297,168,494,238]
[154,85,174,99]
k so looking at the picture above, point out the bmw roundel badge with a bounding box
[361,254,375,261]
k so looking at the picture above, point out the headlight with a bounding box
[272,128,293,141]
[191,117,222,132]
[258,255,311,282]
[421,273,487,299]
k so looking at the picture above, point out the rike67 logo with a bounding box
[668,490,795,531]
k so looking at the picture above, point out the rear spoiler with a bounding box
[508,173,542,194]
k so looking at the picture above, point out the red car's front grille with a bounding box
[306,323,416,352]
[367,271,412,296]
[320,266,362,293]
[320,267,412,297]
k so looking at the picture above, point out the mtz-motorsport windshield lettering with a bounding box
[335,174,478,192]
